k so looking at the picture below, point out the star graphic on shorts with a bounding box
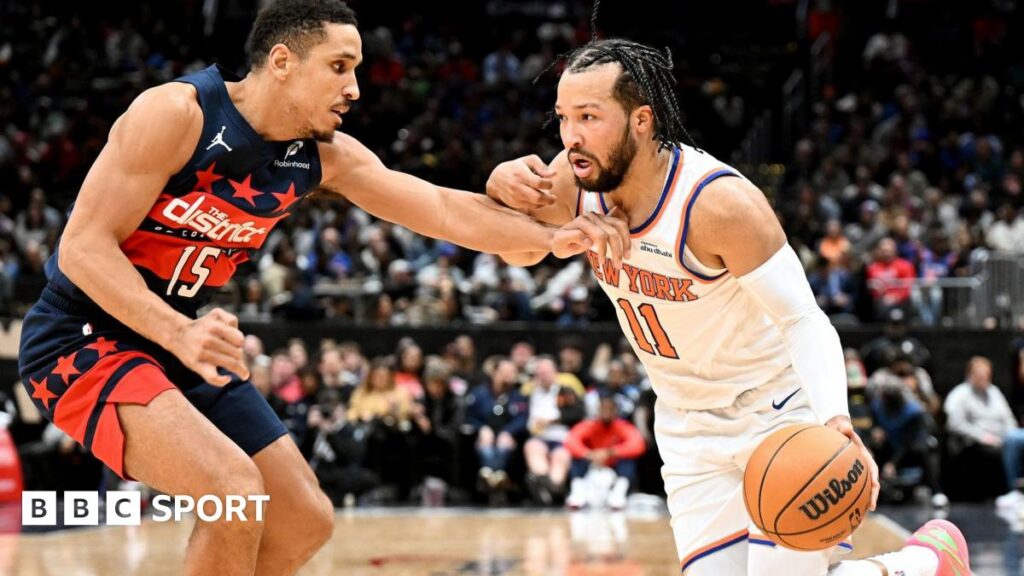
[195,162,223,193]
[30,377,57,410]
[52,352,81,385]
[85,337,118,358]
[229,174,264,206]
[271,183,301,212]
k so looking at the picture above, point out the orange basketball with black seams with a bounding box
[743,424,872,551]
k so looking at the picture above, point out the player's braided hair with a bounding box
[560,38,695,151]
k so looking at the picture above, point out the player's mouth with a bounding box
[331,106,349,124]
[570,155,594,179]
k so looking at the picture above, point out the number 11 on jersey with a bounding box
[616,299,679,359]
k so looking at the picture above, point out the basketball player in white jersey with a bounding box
[486,39,970,576]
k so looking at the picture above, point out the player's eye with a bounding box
[556,114,567,123]
[582,114,595,121]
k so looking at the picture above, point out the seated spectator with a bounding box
[521,357,584,505]
[307,388,379,506]
[860,308,931,373]
[395,339,425,399]
[270,349,303,404]
[564,395,646,510]
[412,358,464,495]
[869,352,940,417]
[866,237,916,320]
[464,357,527,497]
[347,358,418,501]
[869,381,946,507]
[808,254,858,317]
[944,356,1020,503]
[585,359,641,420]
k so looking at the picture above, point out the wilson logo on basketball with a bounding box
[798,458,865,521]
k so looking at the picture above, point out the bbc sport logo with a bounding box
[22,491,270,526]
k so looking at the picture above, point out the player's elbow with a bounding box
[500,251,546,267]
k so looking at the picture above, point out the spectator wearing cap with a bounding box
[859,308,932,375]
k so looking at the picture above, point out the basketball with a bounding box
[743,424,871,551]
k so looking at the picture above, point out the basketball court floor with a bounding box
[3,502,993,576]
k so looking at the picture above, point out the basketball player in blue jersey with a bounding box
[16,2,632,575]
[487,39,970,576]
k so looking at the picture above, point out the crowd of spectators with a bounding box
[2,2,1020,327]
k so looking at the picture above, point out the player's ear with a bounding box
[633,105,654,136]
[267,44,292,79]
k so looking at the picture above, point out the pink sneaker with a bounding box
[905,519,971,576]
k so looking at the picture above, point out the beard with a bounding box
[573,126,638,193]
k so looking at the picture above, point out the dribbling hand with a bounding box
[825,414,879,511]
[170,307,248,386]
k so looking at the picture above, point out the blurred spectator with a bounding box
[347,359,417,501]
[869,380,946,507]
[808,254,858,318]
[522,356,584,505]
[270,349,303,404]
[395,339,425,399]
[465,358,527,497]
[869,352,940,417]
[866,237,916,320]
[944,357,1019,502]
[986,204,1024,254]
[412,358,464,496]
[564,395,646,510]
[860,309,932,374]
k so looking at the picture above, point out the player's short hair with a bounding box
[560,38,692,150]
[246,0,358,68]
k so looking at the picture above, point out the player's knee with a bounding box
[306,491,335,549]
[208,456,265,504]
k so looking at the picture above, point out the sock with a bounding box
[840,545,939,576]
[828,560,888,576]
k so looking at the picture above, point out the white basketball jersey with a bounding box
[578,144,790,411]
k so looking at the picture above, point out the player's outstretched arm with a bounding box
[58,84,246,385]
[692,176,879,510]
[485,151,631,267]
[317,134,627,262]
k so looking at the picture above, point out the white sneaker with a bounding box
[996,490,1024,509]
[606,477,629,510]
[566,478,587,510]
[930,492,949,508]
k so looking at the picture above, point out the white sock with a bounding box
[829,545,939,576]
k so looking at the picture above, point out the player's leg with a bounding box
[828,519,969,576]
[185,379,333,575]
[118,389,267,576]
[252,435,335,575]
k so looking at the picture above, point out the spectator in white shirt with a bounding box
[943,356,1023,507]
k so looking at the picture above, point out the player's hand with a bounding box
[486,155,557,210]
[550,207,632,267]
[825,415,879,511]
[170,307,248,386]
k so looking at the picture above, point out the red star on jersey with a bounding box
[85,337,118,358]
[271,183,301,212]
[30,377,57,410]
[229,174,264,206]
[52,352,81,385]
[195,162,223,193]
